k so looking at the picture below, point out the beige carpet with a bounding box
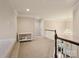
[10,36,55,58]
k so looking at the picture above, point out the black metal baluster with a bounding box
[61,40,63,57]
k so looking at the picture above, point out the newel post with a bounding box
[54,30,58,58]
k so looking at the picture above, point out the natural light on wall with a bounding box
[64,29,72,35]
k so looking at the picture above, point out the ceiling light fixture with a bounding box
[26,9,30,11]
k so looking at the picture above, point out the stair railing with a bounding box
[45,29,79,58]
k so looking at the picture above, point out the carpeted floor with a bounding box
[10,36,55,58]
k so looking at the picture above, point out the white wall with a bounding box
[17,17,39,36]
[17,16,42,36]
[17,17,35,34]
[73,1,79,57]
[73,1,79,42]
[0,0,17,57]
[40,20,44,36]
[44,19,73,40]
[34,19,41,36]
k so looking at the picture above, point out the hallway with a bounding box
[0,0,76,58]
[10,36,54,58]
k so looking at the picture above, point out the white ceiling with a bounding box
[9,0,78,20]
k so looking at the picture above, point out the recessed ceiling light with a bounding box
[26,9,30,11]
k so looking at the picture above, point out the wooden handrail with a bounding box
[57,37,79,46]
